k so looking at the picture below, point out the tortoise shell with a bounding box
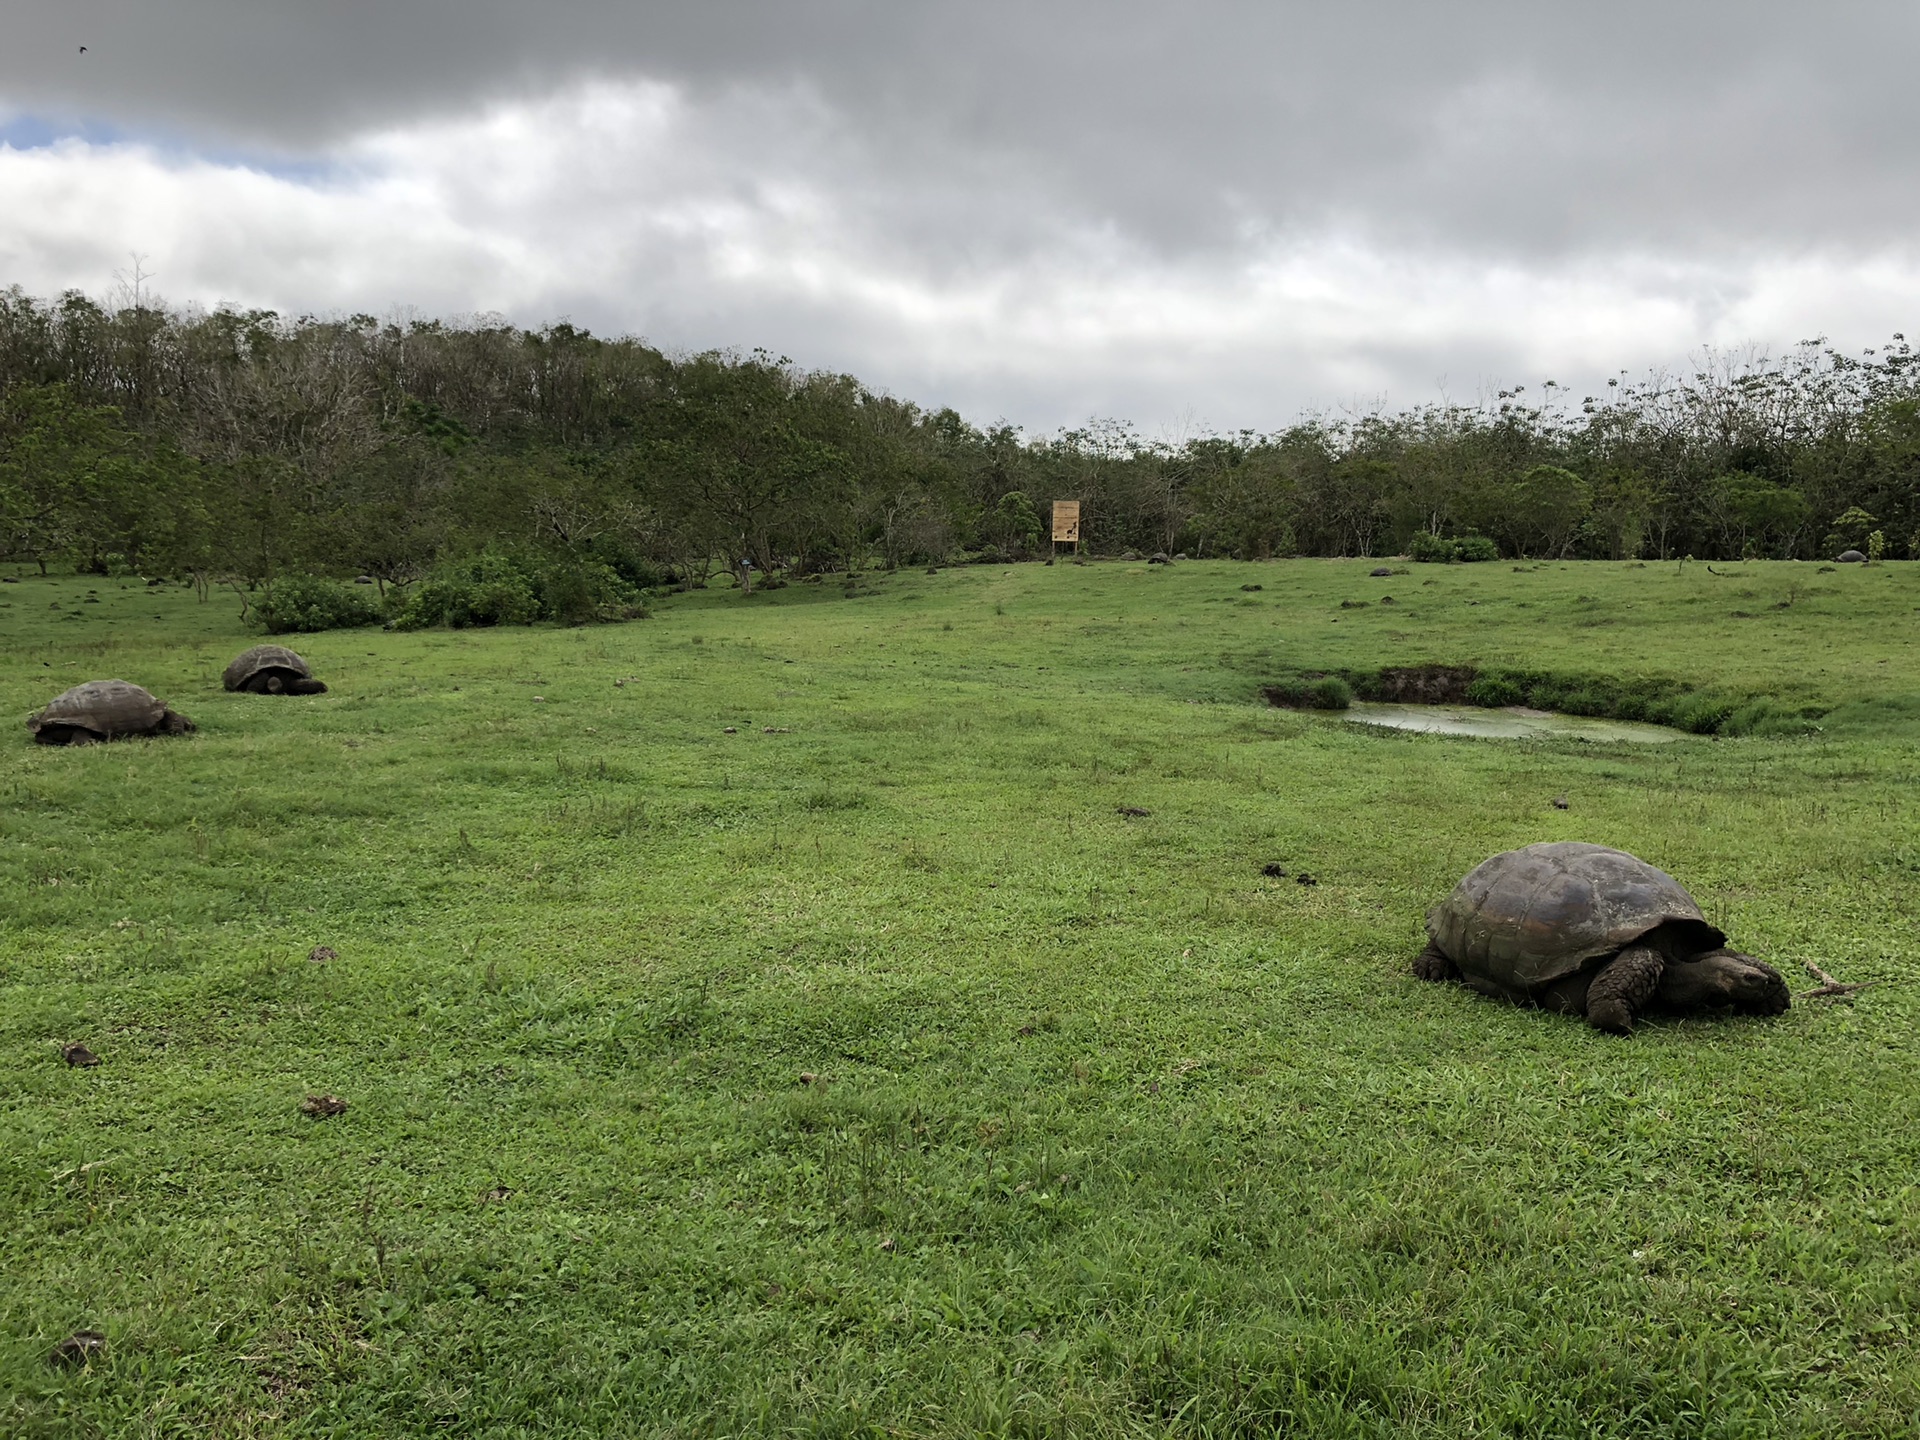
[28,680,174,740]
[223,644,315,692]
[1427,841,1724,992]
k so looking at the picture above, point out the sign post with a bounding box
[1051,500,1082,558]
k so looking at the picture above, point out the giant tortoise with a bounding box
[1412,841,1789,1034]
[223,644,328,695]
[28,680,195,745]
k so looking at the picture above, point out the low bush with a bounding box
[392,552,540,629]
[392,551,645,630]
[1408,532,1500,563]
[253,574,386,633]
[1262,675,1352,710]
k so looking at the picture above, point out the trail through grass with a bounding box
[3,559,1919,1436]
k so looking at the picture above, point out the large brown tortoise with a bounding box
[223,644,328,695]
[1413,841,1790,1034]
[27,680,195,745]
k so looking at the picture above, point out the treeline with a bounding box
[3,286,1918,616]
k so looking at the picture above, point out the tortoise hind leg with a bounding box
[1412,939,1462,984]
[1585,945,1665,1035]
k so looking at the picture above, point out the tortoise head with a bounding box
[1656,948,1790,1016]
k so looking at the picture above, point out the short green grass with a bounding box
[3,558,1919,1438]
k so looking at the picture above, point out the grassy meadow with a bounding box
[3,557,1919,1437]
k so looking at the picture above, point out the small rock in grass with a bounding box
[723,726,738,734]
[1115,805,1151,818]
[61,1042,101,1067]
[1370,566,1393,577]
[1260,862,1287,878]
[1380,596,1395,604]
[1552,796,1570,810]
[1295,872,1317,886]
[308,945,337,963]
[1241,583,1263,592]
[798,1072,817,1087]
[300,1094,348,1118]
[879,1237,896,1252]
[48,1330,106,1367]
[481,1185,513,1203]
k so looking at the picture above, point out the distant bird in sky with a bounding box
[78,45,88,53]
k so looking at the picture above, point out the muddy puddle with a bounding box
[1344,702,1685,743]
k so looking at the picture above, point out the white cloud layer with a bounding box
[4,67,1919,432]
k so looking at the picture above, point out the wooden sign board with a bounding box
[1051,500,1081,543]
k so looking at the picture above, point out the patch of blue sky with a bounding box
[0,109,343,186]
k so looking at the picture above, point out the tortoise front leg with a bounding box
[1411,939,1461,984]
[1585,944,1665,1035]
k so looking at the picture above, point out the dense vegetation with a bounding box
[3,287,1920,609]
[4,558,1918,1436]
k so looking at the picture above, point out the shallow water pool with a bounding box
[1343,702,1685,743]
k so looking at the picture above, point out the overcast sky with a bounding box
[3,3,1917,431]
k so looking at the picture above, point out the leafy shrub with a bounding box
[254,574,385,633]
[391,552,540,630]
[1408,532,1499,563]
[392,550,643,630]
[538,558,643,625]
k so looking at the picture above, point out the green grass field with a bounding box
[4,557,1919,1438]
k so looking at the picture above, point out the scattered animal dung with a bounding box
[1261,862,1288,878]
[723,726,738,734]
[223,644,327,695]
[1295,872,1317,885]
[1115,805,1151,818]
[27,680,194,745]
[1339,599,1369,609]
[300,1094,348,1118]
[879,1237,896,1252]
[1370,566,1394,577]
[308,945,337,963]
[1552,795,1570,810]
[481,1185,513,1203]
[1241,583,1264,592]
[48,1330,106,1367]
[1412,841,1790,1035]
[762,726,792,733]
[797,1072,821,1087]
[61,1042,101,1067]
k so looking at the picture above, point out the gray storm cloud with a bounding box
[3,2,1918,427]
